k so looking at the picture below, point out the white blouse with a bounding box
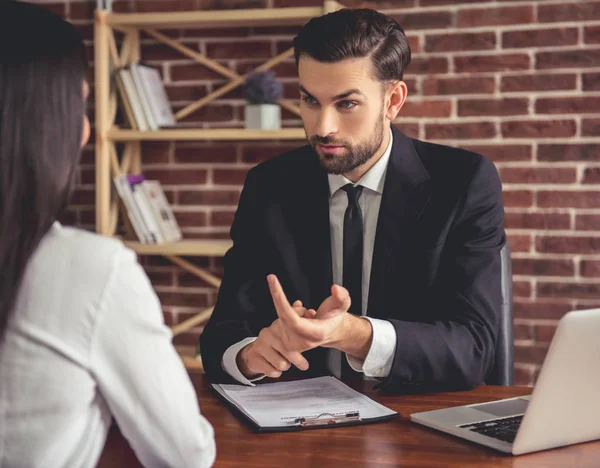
[0,223,216,467]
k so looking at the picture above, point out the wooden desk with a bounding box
[98,372,600,467]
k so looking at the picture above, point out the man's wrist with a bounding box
[326,314,373,360]
[236,342,260,379]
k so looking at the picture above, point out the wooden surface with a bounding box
[107,127,307,142]
[123,239,232,257]
[98,373,600,467]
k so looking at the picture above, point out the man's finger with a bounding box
[267,274,298,325]
[285,351,309,371]
[260,346,291,372]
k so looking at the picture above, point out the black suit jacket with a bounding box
[200,126,506,393]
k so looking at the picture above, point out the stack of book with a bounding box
[115,63,176,131]
[113,174,182,244]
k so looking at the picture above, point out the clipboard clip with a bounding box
[294,411,361,427]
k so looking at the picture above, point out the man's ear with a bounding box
[385,81,408,121]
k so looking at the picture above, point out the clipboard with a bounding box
[210,376,399,433]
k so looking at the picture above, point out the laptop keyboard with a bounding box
[458,415,524,443]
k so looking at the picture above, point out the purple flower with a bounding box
[243,70,283,105]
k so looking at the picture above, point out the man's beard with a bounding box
[308,115,386,175]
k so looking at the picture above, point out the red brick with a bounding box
[503,28,578,49]
[157,291,210,308]
[455,54,530,73]
[583,167,600,184]
[406,57,449,75]
[576,215,600,231]
[539,2,600,22]
[72,23,94,42]
[141,142,171,164]
[425,32,495,52]
[172,210,208,227]
[178,190,240,206]
[512,258,575,277]
[141,42,200,62]
[251,25,303,37]
[537,49,600,70]
[582,118,600,137]
[514,300,574,320]
[583,73,600,91]
[395,123,419,139]
[425,122,496,140]
[514,365,535,387]
[331,0,416,6]
[133,0,200,13]
[39,2,66,16]
[505,212,571,231]
[538,282,600,299]
[586,26,600,44]
[513,280,532,298]
[458,6,533,27]
[391,12,453,30]
[177,104,234,124]
[241,144,301,163]
[538,144,600,162]
[536,236,600,254]
[538,191,600,208]
[508,234,532,252]
[500,167,576,184]
[501,120,576,138]
[514,343,549,365]
[70,2,95,20]
[166,84,209,102]
[462,145,532,163]
[581,260,600,277]
[514,323,533,341]
[421,0,490,5]
[422,77,495,96]
[535,324,557,343]
[211,210,236,227]
[175,145,237,164]
[501,73,576,93]
[503,190,534,208]
[172,332,202,348]
[536,97,600,115]
[147,271,175,287]
[144,169,207,185]
[400,100,452,118]
[206,41,272,60]
[69,189,95,206]
[407,36,421,54]
[458,98,528,117]
[170,63,228,81]
[213,169,249,185]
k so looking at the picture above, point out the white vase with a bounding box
[245,104,281,130]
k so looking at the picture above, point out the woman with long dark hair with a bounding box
[0,2,216,466]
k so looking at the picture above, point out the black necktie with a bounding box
[341,184,364,381]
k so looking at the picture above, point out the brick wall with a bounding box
[32,0,600,386]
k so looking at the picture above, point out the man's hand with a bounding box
[236,301,315,379]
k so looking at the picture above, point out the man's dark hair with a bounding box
[293,8,411,82]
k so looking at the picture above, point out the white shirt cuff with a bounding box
[346,317,397,378]
[221,337,266,386]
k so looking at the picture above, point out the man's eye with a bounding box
[301,95,317,105]
[339,100,356,109]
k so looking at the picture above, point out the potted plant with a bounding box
[243,70,283,130]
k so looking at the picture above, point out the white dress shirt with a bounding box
[222,129,398,385]
[0,223,216,468]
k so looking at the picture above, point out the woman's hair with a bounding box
[0,0,88,340]
[293,8,411,82]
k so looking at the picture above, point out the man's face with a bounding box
[298,55,387,175]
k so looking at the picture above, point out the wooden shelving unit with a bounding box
[94,1,344,369]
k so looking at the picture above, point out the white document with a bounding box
[212,376,397,431]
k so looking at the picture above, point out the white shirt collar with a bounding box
[328,127,393,197]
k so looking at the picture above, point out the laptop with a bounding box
[410,308,600,455]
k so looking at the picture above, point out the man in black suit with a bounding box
[200,8,506,394]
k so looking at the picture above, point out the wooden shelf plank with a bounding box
[124,239,232,257]
[105,7,324,29]
[107,127,307,141]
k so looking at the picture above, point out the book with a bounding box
[117,68,149,131]
[113,175,150,243]
[132,63,176,128]
[130,63,158,131]
[140,180,182,243]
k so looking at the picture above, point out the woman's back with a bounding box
[0,223,216,467]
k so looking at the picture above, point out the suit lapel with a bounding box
[367,127,432,318]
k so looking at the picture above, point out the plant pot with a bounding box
[245,103,281,130]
